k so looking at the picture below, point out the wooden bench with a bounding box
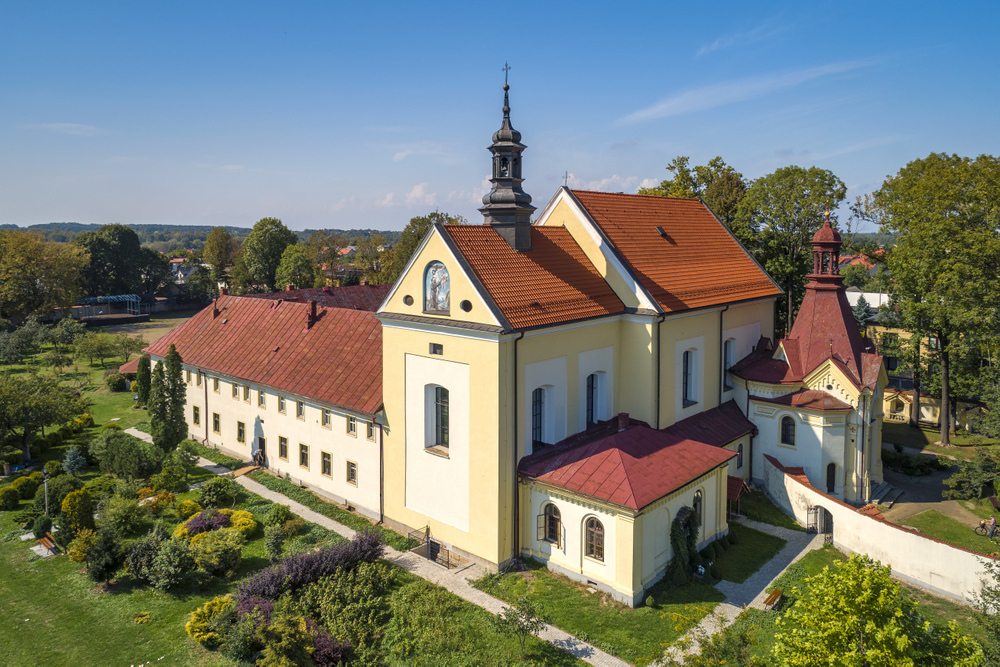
[763,588,783,610]
[37,532,58,554]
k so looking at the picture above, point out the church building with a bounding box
[133,80,885,607]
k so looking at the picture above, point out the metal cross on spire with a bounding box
[502,62,511,85]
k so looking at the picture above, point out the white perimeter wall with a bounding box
[763,456,989,602]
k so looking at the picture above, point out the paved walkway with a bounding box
[661,519,824,662]
[173,439,627,667]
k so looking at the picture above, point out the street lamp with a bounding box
[42,467,49,516]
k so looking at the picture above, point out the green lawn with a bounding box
[713,523,786,583]
[899,509,995,554]
[883,422,999,460]
[738,490,805,531]
[188,441,246,471]
[473,558,725,665]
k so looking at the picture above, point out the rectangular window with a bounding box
[435,387,449,448]
[279,436,288,460]
[186,369,192,383]
[258,390,266,408]
[429,343,443,355]
[213,412,220,434]
[366,421,376,441]
[296,400,305,419]
[586,374,596,428]
[723,339,735,391]
[278,395,286,413]
[929,336,941,350]
[192,405,200,425]
[243,384,250,402]
[237,421,246,443]
[321,451,331,477]
[346,461,358,486]
[346,415,356,435]
[532,387,544,447]
[233,382,239,399]
[213,377,220,393]
[682,350,697,407]
[299,443,309,468]
[322,409,331,428]
[196,372,202,387]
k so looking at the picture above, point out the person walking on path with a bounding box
[989,515,997,538]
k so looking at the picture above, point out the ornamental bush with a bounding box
[100,495,145,538]
[61,488,96,536]
[11,475,39,500]
[192,527,245,576]
[150,538,196,590]
[84,474,117,500]
[176,499,202,520]
[68,528,97,563]
[105,372,127,392]
[728,530,739,545]
[32,514,52,539]
[229,510,258,538]
[264,524,285,563]
[32,474,82,513]
[126,525,168,584]
[150,464,188,494]
[43,460,63,478]
[198,476,239,508]
[86,529,124,583]
[264,503,294,527]
[185,509,232,536]
[77,414,95,428]
[186,595,235,647]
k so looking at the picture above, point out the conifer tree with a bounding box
[150,346,188,452]
[149,361,168,449]
[62,445,86,477]
[136,354,151,406]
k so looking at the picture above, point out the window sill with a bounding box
[424,445,450,459]
[682,400,698,408]
[777,442,796,450]
[583,555,605,566]
[346,480,358,487]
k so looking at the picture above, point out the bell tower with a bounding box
[480,63,535,251]
[807,206,844,290]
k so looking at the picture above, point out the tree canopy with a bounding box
[150,345,187,452]
[0,230,89,320]
[380,212,466,284]
[274,245,316,291]
[237,217,298,293]
[638,156,747,228]
[0,374,88,463]
[202,227,242,285]
[74,224,144,297]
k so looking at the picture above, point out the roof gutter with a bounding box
[654,313,667,429]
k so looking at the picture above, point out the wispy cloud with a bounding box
[617,60,871,125]
[25,123,113,136]
[405,183,437,207]
[447,178,491,206]
[328,196,356,213]
[566,173,640,192]
[772,136,898,163]
[697,17,786,56]
[376,192,396,208]
[390,142,456,164]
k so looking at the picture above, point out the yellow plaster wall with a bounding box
[381,229,499,327]
[619,320,657,425]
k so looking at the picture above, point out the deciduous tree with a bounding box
[0,230,89,320]
[238,218,298,292]
[274,245,316,290]
[203,227,242,285]
[0,374,87,464]
[73,224,144,297]
[380,212,466,284]
[488,596,548,658]
[638,156,747,228]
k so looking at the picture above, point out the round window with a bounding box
[460,300,472,312]
[403,295,414,306]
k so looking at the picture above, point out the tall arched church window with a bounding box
[693,490,703,525]
[682,350,698,407]
[424,262,450,314]
[723,338,736,391]
[585,517,604,561]
[532,387,545,449]
[780,416,796,446]
[737,443,744,469]
[434,386,449,448]
[586,373,598,428]
[538,503,560,546]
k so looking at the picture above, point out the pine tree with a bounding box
[62,446,86,477]
[163,344,187,450]
[136,354,151,406]
[149,361,168,449]
[851,295,872,331]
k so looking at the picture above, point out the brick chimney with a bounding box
[307,300,318,328]
[220,286,228,296]
[360,278,369,286]
[617,412,629,432]
[286,284,294,292]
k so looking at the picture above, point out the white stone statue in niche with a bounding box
[424,261,450,313]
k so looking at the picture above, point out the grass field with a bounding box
[97,311,195,345]
[713,523,786,583]
[738,490,805,531]
[883,422,999,460]
[899,509,996,554]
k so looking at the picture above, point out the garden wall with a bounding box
[762,455,991,603]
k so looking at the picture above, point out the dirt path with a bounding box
[878,461,983,527]
[97,312,195,345]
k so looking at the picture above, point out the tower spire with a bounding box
[480,64,535,251]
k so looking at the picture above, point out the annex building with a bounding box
[129,83,886,606]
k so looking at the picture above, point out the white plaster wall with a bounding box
[524,356,568,454]
[577,346,614,431]
[176,363,381,518]
[721,321,760,402]
[403,353,470,531]
[640,503,671,583]
[763,457,989,603]
[526,488,617,589]
[674,336,705,421]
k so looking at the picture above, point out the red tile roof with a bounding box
[145,295,383,415]
[246,284,392,312]
[662,400,756,447]
[754,389,854,412]
[119,356,142,374]
[519,416,734,511]
[443,225,625,330]
[569,190,780,313]
[727,476,749,502]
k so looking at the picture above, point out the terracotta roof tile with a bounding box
[754,389,854,412]
[727,475,749,502]
[145,295,382,415]
[519,417,734,511]
[569,190,780,312]
[118,356,142,374]
[246,284,392,312]
[443,225,624,330]
[662,400,756,446]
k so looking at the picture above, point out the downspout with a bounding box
[718,305,730,406]
[653,313,667,429]
[511,331,525,564]
[203,370,209,444]
[858,394,867,501]
[378,421,384,524]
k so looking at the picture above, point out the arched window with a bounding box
[426,386,448,450]
[826,463,836,494]
[736,443,744,469]
[723,338,736,391]
[585,517,604,561]
[682,350,698,407]
[500,157,509,177]
[532,387,545,448]
[693,490,703,524]
[544,504,561,546]
[424,261,450,314]
[780,416,796,447]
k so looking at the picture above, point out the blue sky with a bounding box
[2,2,998,232]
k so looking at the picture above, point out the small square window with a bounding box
[237,421,246,443]
[346,461,358,486]
[296,400,305,419]
[347,416,357,435]
[186,369,192,383]
[243,384,250,401]
[192,406,200,425]
[278,436,288,460]
[299,443,309,468]
[258,390,266,408]
[232,382,239,399]
[278,395,286,413]
[366,421,376,441]
[321,452,332,477]
[213,377,220,393]
[322,409,331,427]
[212,412,220,434]
[429,343,444,355]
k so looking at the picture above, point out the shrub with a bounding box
[150,464,188,493]
[264,503,294,527]
[62,446,87,476]
[32,474,82,513]
[68,528,97,563]
[220,610,265,664]
[671,563,688,586]
[12,507,41,528]
[43,460,63,478]
[0,486,22,511]
[104,372,126,392]
[100,495,145,538]
[283,518,305,538]
[198,476,239,508]
[258,613,315,667]
[716,538,729,553]
[710,564,721,580]
[264,524,285,563]
[32,514,52,539]
[0,447,24,466]
[235,530,384,603]
[98,431,160,480]
[85,474,117,500]
[384,580,461,664]
[48,431,64,446]
[186,595,235,647]
[126,525,168,584]
[150,538,196,590]
[61,488,95,536]
[11,475,39,500]
[176,500,202,520]
[185,509,232,537]
[147,491,175,516]
[192,528,244,576]
[28,471,43,482]
[691,551,703,568]
[77,414,94,428]
[728,530,740,545]
[312,629,350,667]
[229,510,258,538]
[86,529,124,583]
